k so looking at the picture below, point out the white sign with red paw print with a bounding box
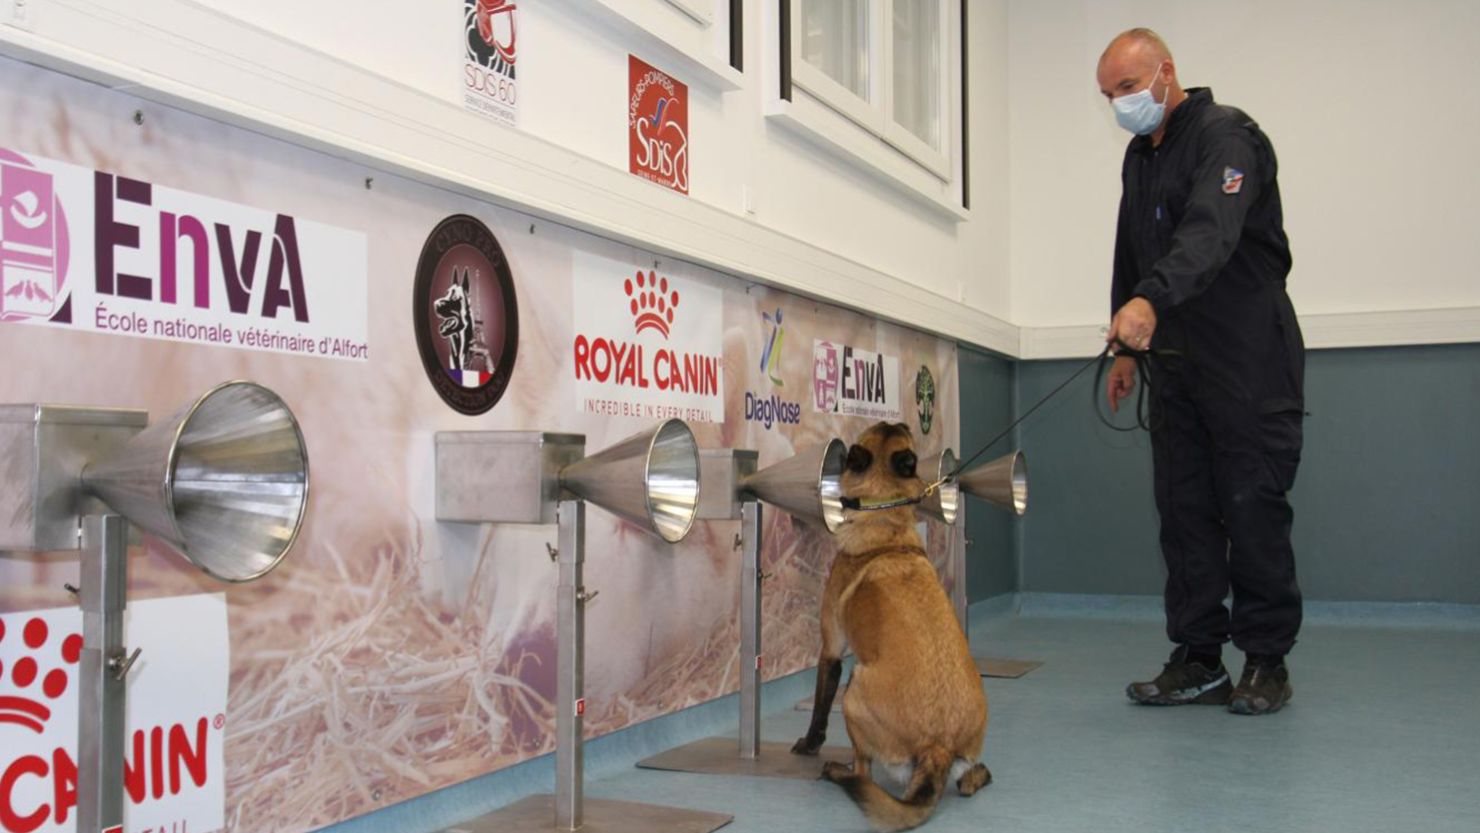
[0,594,228,833]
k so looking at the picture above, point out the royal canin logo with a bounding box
[572,269,719,397]
[624,270,679,339]
[0,612,217,833]
[0,618,80,734]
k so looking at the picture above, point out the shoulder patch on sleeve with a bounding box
[1221,166,1245,195]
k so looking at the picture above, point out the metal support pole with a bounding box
[554,500,586,832]
[738,500,763,759]
[954,502,970,633]
[78,514,131,833]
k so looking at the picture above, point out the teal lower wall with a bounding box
[958,345,1019,601]
[998,344,1480,604]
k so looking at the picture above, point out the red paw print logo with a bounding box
[0,615,82,733]
[624,270,680,339]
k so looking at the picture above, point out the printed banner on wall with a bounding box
[463,0,518,126]
[0,55,963,833]
[0,148,368,360]
[571,252,723,422]
[812,339,903,420]
[628,56,689,195]
[743,305,804,431]
[0,595,229,833]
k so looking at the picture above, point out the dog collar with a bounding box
[844,544,929,559]
[840,495,924,512]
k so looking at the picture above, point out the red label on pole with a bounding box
[104,826,124,833]
[575,698,586,717]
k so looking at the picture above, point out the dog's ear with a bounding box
[846,444,873,474]
[463,271,471,292]
[891,450,918,479]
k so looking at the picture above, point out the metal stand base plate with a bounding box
[442,795,732,833]
[973,656,1042,678]
[637,737,853,780]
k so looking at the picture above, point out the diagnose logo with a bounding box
[745,308,801,431]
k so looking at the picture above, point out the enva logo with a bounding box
[0,150,72,324]
[811,340,902,420]
[0,618,80,734]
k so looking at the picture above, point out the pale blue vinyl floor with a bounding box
[328,597,1480,833]
[577,602,1480,833]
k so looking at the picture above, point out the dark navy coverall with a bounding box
[1112,87,1305,658]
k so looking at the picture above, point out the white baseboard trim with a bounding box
[970,592,1480,630]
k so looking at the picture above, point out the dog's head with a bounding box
[841,421,923,508]
[435,271,471,321]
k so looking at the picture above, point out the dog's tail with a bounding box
[838,745,952,832]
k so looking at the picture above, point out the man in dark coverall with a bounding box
[1099,29,1305,715]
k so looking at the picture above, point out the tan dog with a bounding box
[792,422,989,831]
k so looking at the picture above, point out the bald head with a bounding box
[1097,27,1185,116]
[1101,28,1172,70]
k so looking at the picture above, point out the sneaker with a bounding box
[1228,655,1293,715]
[1126,646,1232,706]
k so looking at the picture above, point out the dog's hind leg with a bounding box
[955,762,992,797]
[821,749,870,784]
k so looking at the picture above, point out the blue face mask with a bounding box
[1112,64,1169,136]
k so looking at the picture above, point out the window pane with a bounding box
[892,0,940,148]
[801,0,869,99]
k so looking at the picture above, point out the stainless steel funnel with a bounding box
[560,419,701,543]
[739,439,846,532]
[82,380,310,582]
[957,450,1028,516]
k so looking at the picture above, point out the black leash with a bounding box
[947,343,1114,481]
[842,341,1179,513]
[1092,341,1180,433]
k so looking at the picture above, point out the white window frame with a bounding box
[664,0,716,27]
[559,0,741,90]
[787,0,954,180]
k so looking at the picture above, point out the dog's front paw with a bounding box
[791,735,823,756]
[820,761,852,783]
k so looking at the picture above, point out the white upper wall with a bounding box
[1009,0,1480,331]
[179,0,1014,328]
[5,0,1475,356]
